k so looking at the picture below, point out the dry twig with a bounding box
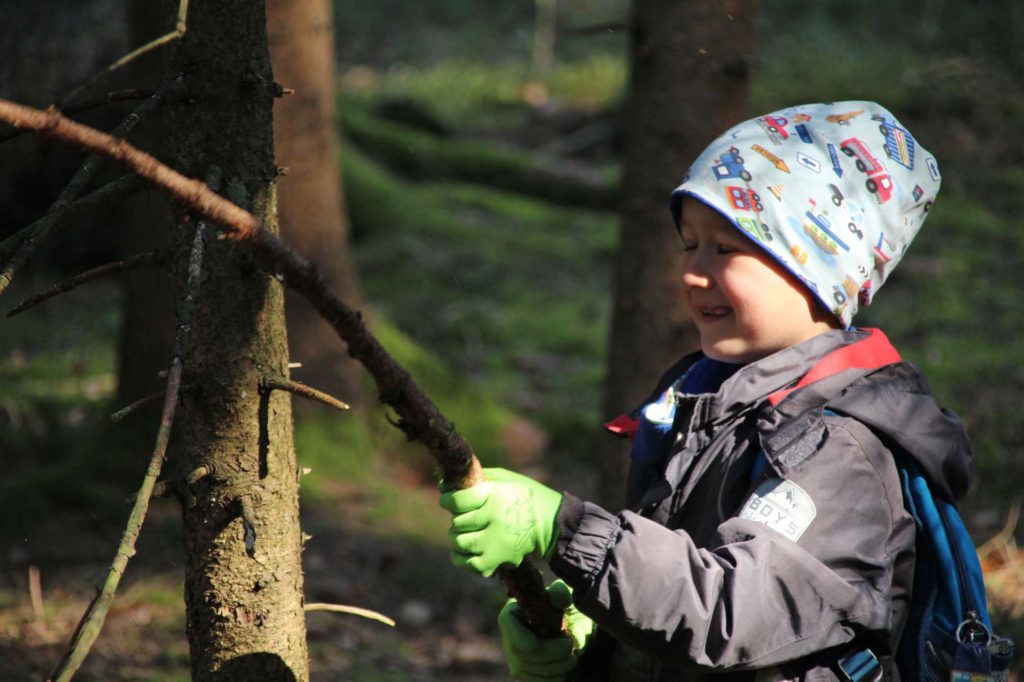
[9,250,164,317]
[110,389,166,423]
[305,603,396,627]
[47,192,211,682]
[60,0,189,107]
[261,376,350,412]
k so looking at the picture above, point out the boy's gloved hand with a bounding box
[498,579,595,681]
[439,467,562,577]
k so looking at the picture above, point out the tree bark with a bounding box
[162,2,309,679]
[597,0,758,508]
[267,0,367,407]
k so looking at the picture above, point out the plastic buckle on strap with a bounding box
[838,648,882,682]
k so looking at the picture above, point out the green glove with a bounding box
[498,579,595,681]
[439,467,563,578]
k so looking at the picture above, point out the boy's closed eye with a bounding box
[680,236,744,255]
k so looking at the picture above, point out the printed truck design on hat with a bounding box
[712,147,753,182]
[873,114,916,170]
[840,138,894,204]
[736,216,773,244]
[758,114,791,144]
[725,186,763,212]
[831,275,862,307]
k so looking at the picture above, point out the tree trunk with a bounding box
[597,0,758,508]
[267,0,367,407]
[163,2,309,679]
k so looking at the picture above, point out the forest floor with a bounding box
[0,458,521,681]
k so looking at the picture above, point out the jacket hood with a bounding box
[758,345,972,503]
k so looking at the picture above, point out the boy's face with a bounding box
[679,197,837,363]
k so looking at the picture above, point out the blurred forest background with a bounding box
[1,0,1023,679]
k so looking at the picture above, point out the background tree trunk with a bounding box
[596,0,758,508]
[267,0,367,408]
[163,2,309,679]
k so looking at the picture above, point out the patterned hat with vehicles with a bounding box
[670,101,940,328]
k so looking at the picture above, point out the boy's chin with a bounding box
[701,339,767,365]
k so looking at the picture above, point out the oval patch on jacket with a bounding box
[739,478,817,542]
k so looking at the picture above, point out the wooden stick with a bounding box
[261,376,350,412]
[60,0,189,107]
[47,215,209,682]
[110,389,166,423]
[304,602,396,627]
[0,97,567,642]
[9,251,163,317]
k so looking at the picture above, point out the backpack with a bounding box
[765,414,1017,681]
[759,329,1015,681]
[889,455,1014,682]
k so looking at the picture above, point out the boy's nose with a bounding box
[681,254,713,289]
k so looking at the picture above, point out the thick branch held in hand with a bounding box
[0,98,565,640]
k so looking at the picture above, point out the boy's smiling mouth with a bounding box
[695,304,732,321]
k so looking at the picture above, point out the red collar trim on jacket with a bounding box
[766,328,901,407]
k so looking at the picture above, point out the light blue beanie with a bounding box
[671,101,940,327]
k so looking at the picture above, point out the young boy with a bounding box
[440,101,967,681]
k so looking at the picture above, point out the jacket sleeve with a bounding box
[549,417,915,670]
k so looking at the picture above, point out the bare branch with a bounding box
[9,251,164,318]
[149,465,208,503]
[0,173,146,264]
[304,603,396,627]
[0,99,566,641]
[60,0,189,107]
[48,205,210,682]
[0,90,153,145]
[0,84,177,296]
[260,376,350,412]
[186,465,211,485]
[45,588,100,681]
[110,387,166,423]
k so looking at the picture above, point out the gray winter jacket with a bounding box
[549,329,972,681]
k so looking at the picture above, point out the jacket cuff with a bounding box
[550,493,621,591]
